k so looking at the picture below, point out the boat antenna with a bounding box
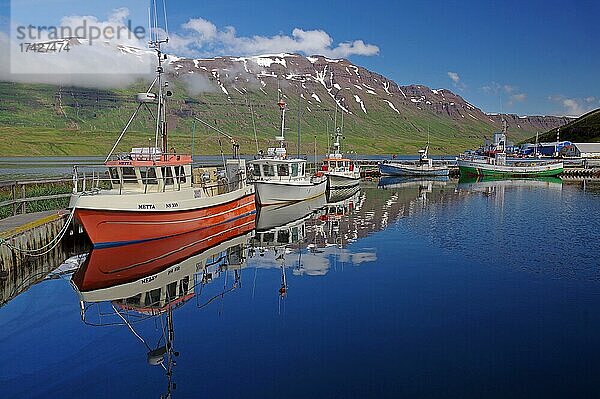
[297,90,302,158]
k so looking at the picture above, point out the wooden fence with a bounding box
[0,178,74,217]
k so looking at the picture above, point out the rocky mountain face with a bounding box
[0,48,573,155]
[166,52,571,138]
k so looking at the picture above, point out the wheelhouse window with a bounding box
[121,167,137,184]
[252,164,261,177]
[140,167,158,185]
[262,164,275,177]
[277,230,290,244]
[166,282,177,302]
[109,168,120,184]
[330,161,336,169]
[176,166,186,183]
[291,163,299,177]
[161,167,174,185]
[180,277,190,296]
[278,164,289,176]
[144,288,161,307]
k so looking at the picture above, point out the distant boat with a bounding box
[249,99,327,205]
[321,128,361,189]
[379,143,449,176]
[457,118,563,177]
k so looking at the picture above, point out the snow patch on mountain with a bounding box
[384,100,400,114]
[354,95,367,113]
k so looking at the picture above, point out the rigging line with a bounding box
[105,103,143,162]
[250,102,259,154]
[162,0,170,38]
[147,5,153,44]
[153,0,159,43]
[112,304,152,351]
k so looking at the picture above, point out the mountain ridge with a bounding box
[0,48,573,156]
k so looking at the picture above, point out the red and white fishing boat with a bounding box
[69,26,254,248]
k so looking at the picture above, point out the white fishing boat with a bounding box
[249,100,327,206]
[67,15,254,248]
[321,128,360,189]
[379,143,449,176]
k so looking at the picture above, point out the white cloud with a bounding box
[548,95,599,117]
[447,71,466,90]
[1,9,155,88]
[507,92,527,106]
[162,19,379,58]
[447,71,460,83]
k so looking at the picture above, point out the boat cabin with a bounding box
[250,158,307,181]
[105,148,193,193]
[321,153,355,173]
[254,217,307,247]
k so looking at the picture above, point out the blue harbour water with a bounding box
[1,177,600,398]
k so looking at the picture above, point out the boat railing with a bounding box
[72,164,247,197]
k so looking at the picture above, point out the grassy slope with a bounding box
[526,108,600,143]
[0,80,523,156]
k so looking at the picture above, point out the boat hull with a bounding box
[457,159,564,177]
[379,163,449,176]
[326,173,360,189]
[75,189,256,247]
[253,178,327,206]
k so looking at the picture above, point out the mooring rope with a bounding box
[0,195,80,257]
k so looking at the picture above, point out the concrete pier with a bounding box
[0,210,88,306]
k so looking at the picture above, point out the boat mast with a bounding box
[277,96,286,149]
[149,0,170,158]
[332,127,342,155]
[501,116,508,154]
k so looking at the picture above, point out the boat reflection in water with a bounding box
[71,217,255,398]
[457,175,563,191]
[252,185,375,280]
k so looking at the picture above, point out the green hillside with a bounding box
[0,77,548,157]
[529,108,600,143]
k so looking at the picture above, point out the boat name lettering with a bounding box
[165,202,179,208]
[167,265,181,275]
[138,204,156,209]
[141,275,157,284]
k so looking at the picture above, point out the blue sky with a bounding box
[1,0,598,116]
